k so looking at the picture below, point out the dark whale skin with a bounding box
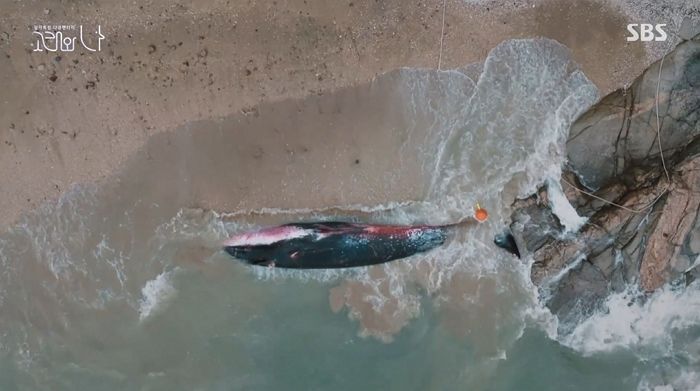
[223,221,449,269]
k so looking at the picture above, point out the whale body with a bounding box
[223,221,449,269]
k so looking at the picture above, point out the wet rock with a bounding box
[567,35,700,190]
[688,215,700,254]
[546,260,608,335]
[680,16,700,41]
[510,189,563,257]
[640,154,700,291]
[504,34,700,326]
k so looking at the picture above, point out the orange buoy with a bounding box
[474,203,488,222]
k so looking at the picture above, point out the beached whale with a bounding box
[224,221,457,269]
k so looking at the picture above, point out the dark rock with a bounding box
[639,155,700,290]
[567,36,700,190]
[508,186,562,259]
[545,260,608,335]
[502,34,700,329]
[680,16,700,41]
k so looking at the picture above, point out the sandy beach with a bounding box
[0,1,698,388]
[0,0,674,229]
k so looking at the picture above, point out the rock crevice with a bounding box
[501,34,700,327]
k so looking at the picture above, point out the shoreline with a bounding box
[0,0,682,229]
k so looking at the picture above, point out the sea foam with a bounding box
[546,178,586,233]
[561,282,700,358]
[138,269,178,322]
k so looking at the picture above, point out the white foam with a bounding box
[220,39,597,351]
[638,369,700,391]
[561,282,700,357]
[219,200,419,220]
[539,254,585,303]
[685,255,700,273]
[138,269,178,322]
[426,38,598,221]
[547,178,587,233]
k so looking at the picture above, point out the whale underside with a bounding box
[223,221,449,269]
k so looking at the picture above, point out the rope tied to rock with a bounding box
[562,41,673,215]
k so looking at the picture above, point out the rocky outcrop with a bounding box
[566,36,700,191]
[501,34,700,328]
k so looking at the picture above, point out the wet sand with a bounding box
[0,0,667,229]
[0,37,598,353]
[1,18,693,385]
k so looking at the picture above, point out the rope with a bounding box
[437,0,446,70]
[656,54,671,182]
[562,47,673,214]
[561,177,667,214]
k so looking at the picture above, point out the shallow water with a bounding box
[0,38,697,390]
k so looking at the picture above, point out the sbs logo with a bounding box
[626,24,667,41]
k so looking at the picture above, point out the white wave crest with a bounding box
[561,282,700,357]
[546,178,586,233]
[638,369,700,391]
[138,269,178,322]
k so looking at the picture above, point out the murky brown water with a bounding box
[2,39,695,390]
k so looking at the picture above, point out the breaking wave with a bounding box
[4,37,693,390]
[562,282,700,358]
[138,269,179,322]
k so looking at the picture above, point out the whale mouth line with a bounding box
[224,246,275,266]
